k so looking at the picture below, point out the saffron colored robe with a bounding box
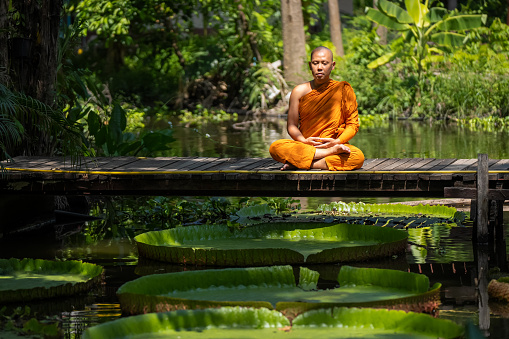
[269,80,364,171]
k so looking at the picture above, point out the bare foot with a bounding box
[281,163,297,171]
[332,144,351,154]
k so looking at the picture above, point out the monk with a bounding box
[269,46,364,171]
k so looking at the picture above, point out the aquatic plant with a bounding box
[134,222,408,265]
[83,306,464,339]
[116,265,439,316]
[0,258,103,303]
[317,201,465,222]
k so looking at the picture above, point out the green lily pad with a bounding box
[82,306,464,339]
[135,222,407,265]
[117,265,440,316]
[0,258,103,303]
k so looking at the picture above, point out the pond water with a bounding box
[1,117,509,338]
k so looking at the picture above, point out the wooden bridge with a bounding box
[1,155,508,242]
[1,155,508,198]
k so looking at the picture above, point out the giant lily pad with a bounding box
[135,222,407,266]
[82,306,464,339]
[117,265,440,315]
[0,258,103,303]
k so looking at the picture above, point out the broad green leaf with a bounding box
[293,308,464,339]
[405,0,428,27]
[116,265,440,316]
[109,103,127,143]
[338,266,429,293]
[83,307,464,339]
[378,0,413,24]
[317,202,463,220]
[134,222,408,265]
[235,204,274,218]
[141,130,175,153]
[365,8,410,31]
[367,51,398,69]
[427,7,448,23]
[87,111,101,135]
[436,14,486,31]
[431,32,466,47]
[0,258,103,303]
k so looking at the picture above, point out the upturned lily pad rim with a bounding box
[82,306,464,339]
[117,265,440,316]
[0,258,103,303]
[135,222,408,265]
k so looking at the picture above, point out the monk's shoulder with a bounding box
[291,82,312,100]
[335,80,353,90]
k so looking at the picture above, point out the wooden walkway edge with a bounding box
[1,155,508,198]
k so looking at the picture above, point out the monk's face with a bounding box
[309,50,335,84]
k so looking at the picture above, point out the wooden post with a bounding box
[476,153,489,244]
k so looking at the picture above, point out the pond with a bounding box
[1,117,509,338]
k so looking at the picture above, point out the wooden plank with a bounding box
[369,158,401,171]
[120,158,181,171]
[359,158,389,170]
[190,158,231,171]
[210,158,256,171]
[444,187,509,200]
[236,158,271,170]
[426,158,457,171]
[82,157,141,171]
[440,159,477,172]
[250,159,281,171]
[258,161,283,171]
[489,159,509,171]
[3,156,54,169]
[164,157,201,171]
[381,158,416,171]
[463,159,500,171]
[359,158,377,169]
[414,159,445,171]
[400,158,435,171]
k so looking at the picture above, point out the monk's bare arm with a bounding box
[287,83,323,146]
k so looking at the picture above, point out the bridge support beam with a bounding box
[476,153,490,244]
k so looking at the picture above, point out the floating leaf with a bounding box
[135,222,408,266]
[117,265,440,316]
[83,306,463,339]
[0,258,103,303]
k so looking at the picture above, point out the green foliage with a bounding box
[85,102,175,156]
[70,0,287,111]
[177,105,238,127]
[365,0,486,112]
[0,82,85,160]
[0,306,62,338]
[317,201,465,221]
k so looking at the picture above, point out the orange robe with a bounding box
[270,80,364,171]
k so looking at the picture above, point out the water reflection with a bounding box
[153,117,509,159]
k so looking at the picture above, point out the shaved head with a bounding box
[310,46,333,61]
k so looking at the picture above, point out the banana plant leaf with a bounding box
[0,258,103,303]
[116,265,440,316]
[135,222,408,266]
[82,306,464,339]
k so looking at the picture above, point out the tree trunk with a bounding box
[9,0,63,156]
[0,0,8,74]
[328,0,344,57]
[281,0,307,86]
[11,0,62,106]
